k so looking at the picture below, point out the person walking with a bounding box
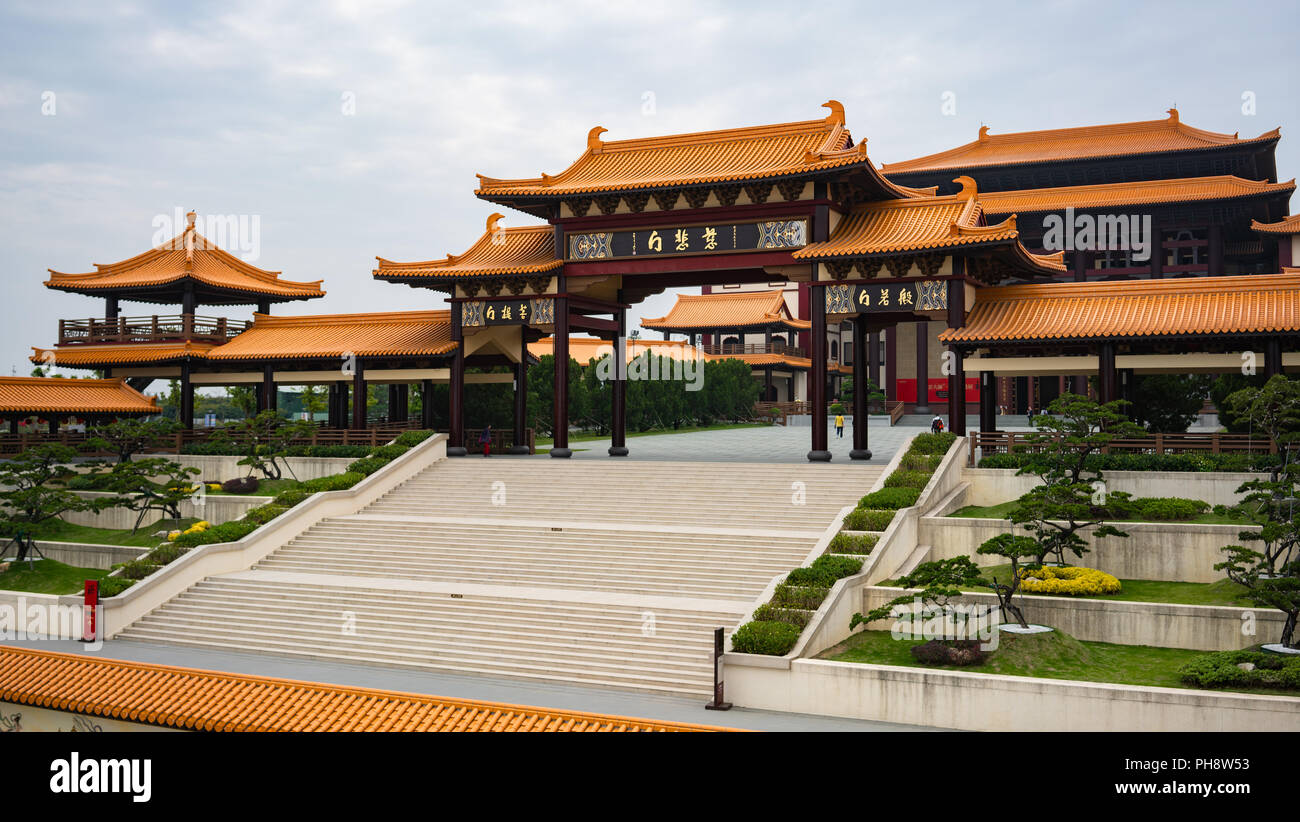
[834,412,844,438]
[931,414,944,434]
[1026,404,1035,424]
[479,424,492,457]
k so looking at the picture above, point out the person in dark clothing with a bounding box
[479,425,492,457]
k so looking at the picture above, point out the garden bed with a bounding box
[0,558,112,595]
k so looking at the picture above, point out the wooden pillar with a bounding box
[386,384,400,422]
[351,361,366,430]
[510,330,530,454]
[868,330,881,401]
[49,418,59,435]
[180,361,194,429]
[105,296,119,320]
[914,321,930,414]
[1208,224,1224,276]
[396,384,409,423]
[609,307,628,457]
[448,304,466,455]
[421,379,435,430]
[764,367,773,401]
[885,326,897,402]
[551,284,571,458]
[979,370,997,433]
[257,299,271,315]
[1148,220,1163,279]
[1264,338,1283,379]
[850,315,871,460]
[808,276,830,461]
[7,419,17,435]
[946,274,967,436]
[262,365,276,414]
[1072,375,1087,397]
[1118,368,1135,417]
[1072,250,1089,283]
[1098,343,1117,405]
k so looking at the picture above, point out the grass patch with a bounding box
[27,517,198,548]
[820,629,1293,694]
[882,563,1253,607]
[949,501,1254,526]
[0,558,112,595]
[203,478,301,497]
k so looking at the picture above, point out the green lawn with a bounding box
[24,517,197,548]
[950,500,1254,526]
[882,563,1253,607]
[202,478,300,497]
[822,629,1295,695]
[535,422,767,446]
[0,558,111,595]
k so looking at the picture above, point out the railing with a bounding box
[701,342,807,358]
[0,421,436,456]
[968,430,1278,466]
[460,428,535,455]
[755,401,807,425]
[58,314,252,345]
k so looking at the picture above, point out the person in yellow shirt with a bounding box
[834,413,844,438]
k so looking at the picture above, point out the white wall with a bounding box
[964,468,1263,508]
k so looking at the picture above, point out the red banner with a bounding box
[896,378,978,404]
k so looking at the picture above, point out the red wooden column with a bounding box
[946,268,967,436]
[850,315,871,460]
[1264,338,1283,379]
[421,379,435,430]
[448,302,466,454]
[180,360,194,429]
[808,276,831,461]
[351,360,366,430]
[509,328,530,454]
[914,321,930,414]
[885,326,897,403]
[1097,342,1117,404]
[609,306,628,457]
[551,280,572,458]
[979,370,997,433]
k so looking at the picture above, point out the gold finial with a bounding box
[587,126,608,152]
[822,100,845,125]
[186,210,197,229]
[1167,107,1179,123]
[978,125,990,141]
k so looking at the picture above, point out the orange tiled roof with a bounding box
[727,352,816,371]
[46,213,324,302]
[882,109,1281,174]
[1252,214,1300,234]
[375,215,560,280]
[0,377,159,415]
[976,175,1295,216]
[31,341,214,367]
[206,310,455,360]
[0,646,732,732]
[939,272,1300,345]
[642,290,810,331]
[528,337,715,364]
[475,101,917,199]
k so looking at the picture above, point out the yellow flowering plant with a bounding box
[1018,565,1121,596]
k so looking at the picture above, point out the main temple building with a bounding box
[25,102,1300,461]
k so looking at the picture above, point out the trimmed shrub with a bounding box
[911,639,987,667]
[751,604,812,629]
[1179,650,1300,691]
[395,430,436,447]
[300,472,365,493]
[730,620,801,656]
[901,453,944,473]
[245,503,289,525]
[909,432,957,456]
[171,518,259,548]
[222,476,259,494]
[347,456,391,476]
[842,508,895,532]
[67,473,114,491]
[145,543,188,566]
[782,554,861,588]
[115,559,158,580]
[272,489,313,508]
[977,451,1280,473]
[857,486,920,510]
[769,583,830,610]
[281,444,373,458]
[369,444,409,460]
[98,577,136,597]
[883,470,932,490]
[1018,566,1121,596]
[827,532,878,555]
[1132,497,1210,521]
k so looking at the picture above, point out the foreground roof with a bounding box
[31,341,215,368]
[976,175,1295,216]
[475,101,918,201]
[207,311,456,360]
[375,214,561,282]
[0,646,731,732]
[642,290,810,331]
[882,109,1281,174]
[1252,214,1300,235]
[46,212,324,304]
[940,272,1300,345]
[0,377,158,415]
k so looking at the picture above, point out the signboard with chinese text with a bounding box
[566,219,807,261]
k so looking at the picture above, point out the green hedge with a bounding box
[347,456,392,476]
[978,452,1280,473]
[245,503,289,525]
[369,444,409,460]
[842,508,896,531]
[171,518,259,548]
[299,472,365,493]
[98,577,137,597]
[883,469,932,490]
[827,532,878,555]
[272,489,313,508]
[395,430,437,447]
[769,583,830,610]
[908,432,957,456]
[857,486,920,510]
[1179,650,1300,691]
[751,604,813,629]
[730,620,802,655]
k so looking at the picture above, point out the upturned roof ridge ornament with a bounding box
[821,99,845,126]
[587,126,608,153]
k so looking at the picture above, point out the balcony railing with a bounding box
[700,342,807,358]
[58,314,252,346]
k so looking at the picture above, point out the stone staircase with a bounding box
[119,458,882,695]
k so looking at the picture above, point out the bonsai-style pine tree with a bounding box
[975,533,1042,629]
[84,417,180,463]
[850,556,986,632]
[0,444,116,546]
[94,457,202,533]
[1009,393,1144,566]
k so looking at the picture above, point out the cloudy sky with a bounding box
[1,0,1297,381]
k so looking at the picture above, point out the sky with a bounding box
[1,0,1297,383]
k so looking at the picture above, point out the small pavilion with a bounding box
[0,376,158,435]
